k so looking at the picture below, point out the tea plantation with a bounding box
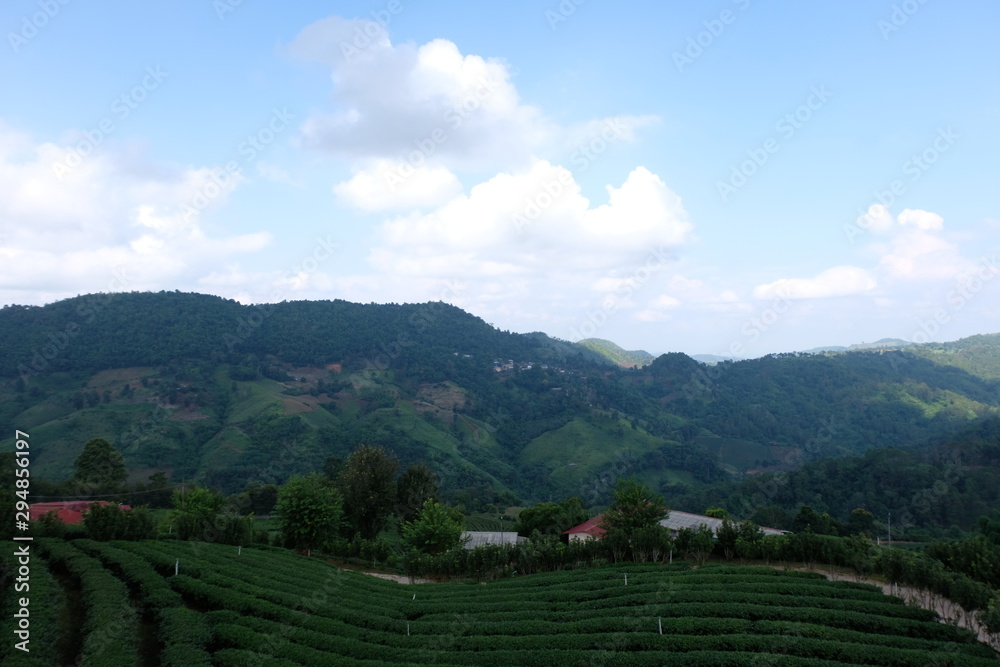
[3,538,997,666]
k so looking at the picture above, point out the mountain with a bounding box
[2,292,1000,528]
[575,338,655,368]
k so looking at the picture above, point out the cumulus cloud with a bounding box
[334,160,463,211]
[753,266,877,300]
[290,18,656,174]
[369,159,692,279]
[0,122,270,305]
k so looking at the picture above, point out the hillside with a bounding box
[577,338,656,368]
[2,538,995,666]
[2,292,1000,522]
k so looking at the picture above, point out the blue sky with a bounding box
[2,0,998,357]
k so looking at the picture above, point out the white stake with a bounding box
[238,546,242,556]
[659,617,663,635]
[175,558,179,576]
[407,622,410,636]
[624,573,628,586]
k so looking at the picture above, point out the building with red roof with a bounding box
[29,501,131,525]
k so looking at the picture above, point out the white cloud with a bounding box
[370,159,692,279]
[0,123,271,305]
[898,208,944,231]
[753,266,876,300]
[288,19,656,175]
[334,159,463,211]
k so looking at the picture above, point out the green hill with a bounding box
[2,292,1000,526]
[577,338,656,368]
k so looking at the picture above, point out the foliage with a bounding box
[515,496,589,537]
[401,499,466,555]
[83,503,157,541]
[394,463,438,524]
[600,477,668,534]
[276,473,342,553]
[72,437,128,497]
[338,444,398,540]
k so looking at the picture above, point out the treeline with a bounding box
[666,418,1000,537]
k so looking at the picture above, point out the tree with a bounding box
[73,438,127,497]
[600,478,668,534]
[690,524,715,566]
[84,503,156,541]
[705,506,729,520]
[716,518,739,561]
[277,473,342,554]
[338,445,398,540]
[171,485,224,541]
[395,464,439,524]
[401,499,466,555]
[847,508,876,537]
[600,478,670,563]
[516,497,589,537]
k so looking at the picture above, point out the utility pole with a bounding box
[887,512,891,544]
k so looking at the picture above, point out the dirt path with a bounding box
[769,563,999,652]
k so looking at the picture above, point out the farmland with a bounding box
[3,539,997,666]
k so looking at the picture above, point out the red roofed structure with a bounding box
[29,501,131,525]
[562,514,607,542]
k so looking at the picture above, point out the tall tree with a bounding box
[276,473,342,554]
[402,499,466,555]
[73,438,128,497]
[516,497,589,537]
[600,478,668,534]
[395,464,439,524]
[338,445,398,540]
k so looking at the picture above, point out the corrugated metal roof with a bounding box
[660,511,787,537]
[565,511,788,538]
[461,531,526,549]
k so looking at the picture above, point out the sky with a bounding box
[1,1,998,358]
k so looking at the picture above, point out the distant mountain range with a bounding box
[2,291,999,532]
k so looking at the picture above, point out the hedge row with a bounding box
[74,540,211,667]
[0,547,63,667]
[36,538,139,667]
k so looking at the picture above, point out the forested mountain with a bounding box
[2,291,999,534]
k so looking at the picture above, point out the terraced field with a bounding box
[2,539,997,666]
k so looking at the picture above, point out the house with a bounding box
[29,500,131,525]
[563,511,788,542]
[461,531,526,549]
[562,516,607,542]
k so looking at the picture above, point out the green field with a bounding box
[2,538,996,666]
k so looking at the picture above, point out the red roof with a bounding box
[562,514,607,538]
[29,501,131,525]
